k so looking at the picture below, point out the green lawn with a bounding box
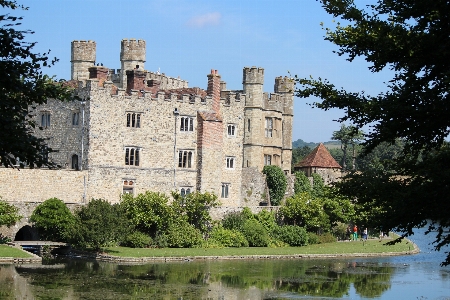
[104,238,415,258]
[0,245,35,258]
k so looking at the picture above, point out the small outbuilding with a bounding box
[294,143,342,184]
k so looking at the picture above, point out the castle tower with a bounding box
[242,67,265,170]
[120,39,146,90]
[71,40,96,81]
[275,76,295,174]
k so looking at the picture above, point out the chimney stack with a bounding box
[207,69,221,114]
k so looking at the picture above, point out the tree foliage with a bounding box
[280,193,330,233]
[295,0,450,264]
[121,191,173,236]
[0,198,21,227]
[30,198,75,242]
[294,171,312,195]
[331,124,364,170]
[262,165,287,206]
[172,191,219,233]
[71,199,130,251]
[0,0,72,168]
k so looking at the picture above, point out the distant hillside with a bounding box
[292,139,341,149]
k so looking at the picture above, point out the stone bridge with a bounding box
[0,201,81,241]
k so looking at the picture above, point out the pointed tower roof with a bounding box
[295,143,341,169]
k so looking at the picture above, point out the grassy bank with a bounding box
[104,238,415,258]
[0,245,35,258]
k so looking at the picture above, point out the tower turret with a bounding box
[275,76,295,174]
[120,39,146,89]
[274,76,295,115]
[71,40,96,81]
[242,67,264,107]
[242,67,265,170]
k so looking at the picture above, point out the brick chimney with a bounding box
[207,69,221,114]
[126,66,146,94]
[88,66,109,81]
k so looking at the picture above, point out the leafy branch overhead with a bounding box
[294,0,450,265]
[0,0,72,168]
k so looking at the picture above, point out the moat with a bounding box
[1,231,449,299]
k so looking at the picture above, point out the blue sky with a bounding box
[11,0,392,143]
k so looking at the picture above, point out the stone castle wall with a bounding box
[0,169,87,203]
[1,39,295,212]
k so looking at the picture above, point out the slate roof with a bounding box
[295,143,341,168]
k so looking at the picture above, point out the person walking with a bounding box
[353,225,358,241]
[363,228,368,240]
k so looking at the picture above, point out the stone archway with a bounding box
[14,225,39,241]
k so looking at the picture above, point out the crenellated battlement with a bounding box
[120,39,146,62]
[263,92,283,112]
[243,66,264,84]
[71,40,96,61]
[221,90,244,106]
[274,76,295,93]
[147,71,189,90]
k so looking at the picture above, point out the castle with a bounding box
[0,39,294,207]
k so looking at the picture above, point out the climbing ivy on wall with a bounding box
[262,165,287,206]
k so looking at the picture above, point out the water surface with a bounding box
[1,230,449,299]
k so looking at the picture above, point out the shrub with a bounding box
[242,219,270,247]
[268,239,289,248]
[121,191,174,237]
[262,165,287,206]
[332,222,348,241]
[164,220,203,248]
[255,209,278,234]
[272,225,308,246]
[71,199,131,251]
[153,233,169,248]
[294,172,312,195]
[318,232,336,244]
[0,198,21,227]
[172,191,219,233]
[209,227,248,247]
[122,232,152,248]
[222,210,248,231]
[312,173,325,197]
[307,232,319,245]
[30,198,74,242]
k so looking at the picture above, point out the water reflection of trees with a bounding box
[7,259,394,299]
[216,261,393,298]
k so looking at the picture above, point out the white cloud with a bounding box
[187,12,221,28]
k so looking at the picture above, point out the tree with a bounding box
[295,0,450,264]
[72,199,130,251]
[262,165,287,206]
[121,191,174,236]
[331,124,364,170]
[0,0,71,168]
[30,198,75,242]
[294,171,312,195]
[0,198,21,227]
[172,191,219,233]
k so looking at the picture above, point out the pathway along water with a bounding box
[0,228,449,299]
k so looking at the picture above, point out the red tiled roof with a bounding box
[295,143,341,168]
